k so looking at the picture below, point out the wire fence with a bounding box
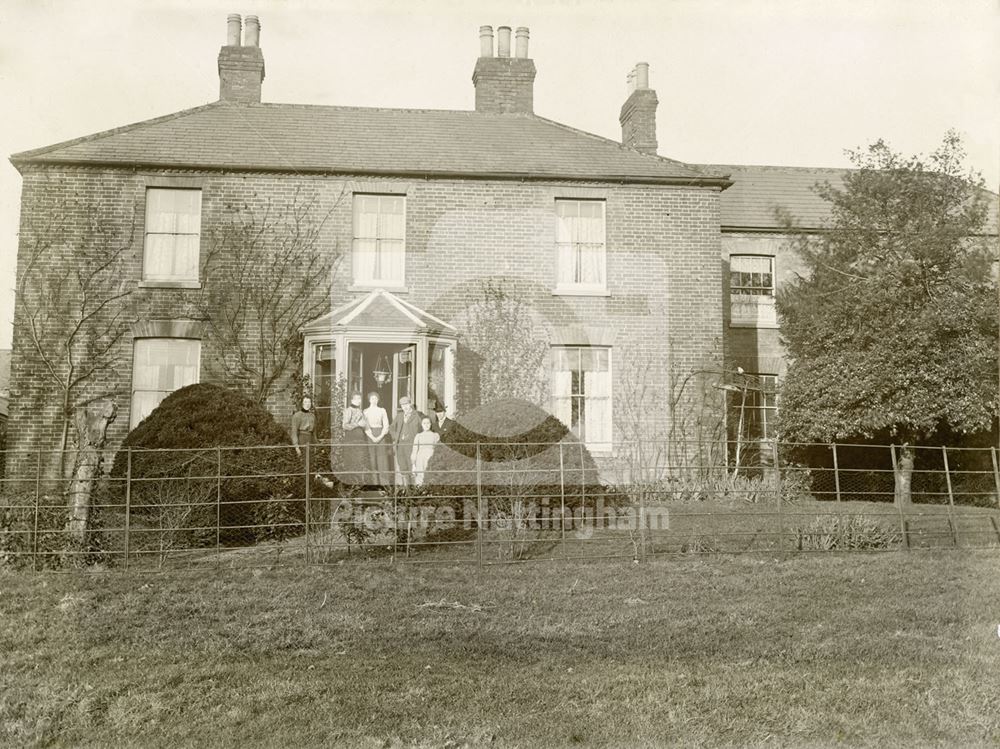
[1,439,999,571]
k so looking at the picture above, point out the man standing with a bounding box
[389,396,423,488]
[431,400,453,437]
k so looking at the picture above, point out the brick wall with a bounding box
[722,232,810,377]
[8,165,725,476]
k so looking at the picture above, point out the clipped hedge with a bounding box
[99,384,307,554]
[425,398,603,505]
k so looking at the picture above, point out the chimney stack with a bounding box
[472,24,536,114]
[218,13,265,104]
[619,62,658,155]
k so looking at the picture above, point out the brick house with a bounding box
[8,16,994,474]
[8,17,732,474]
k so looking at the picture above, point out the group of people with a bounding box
[291,392,454,490]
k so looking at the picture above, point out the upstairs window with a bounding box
[130,338,200,429]
[353,194,405,287]
[730,255,777,327]
[143,188,202,283]
[555,199,606,293]
[551,346,612,451]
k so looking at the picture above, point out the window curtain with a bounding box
[354,195,404,285]
[144,189,201,281]
[577,202,604,286]
[555,201,605,287]
[353,196,380,284]
[551,370,573,428]
[131,339,200,428]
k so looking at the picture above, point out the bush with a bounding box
[796,514,901,551]
[97,384,309,558]
[424,399,607,559]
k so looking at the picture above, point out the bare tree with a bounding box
[15,191,135,480]
[198,187,345,405]
[462,280,549,405]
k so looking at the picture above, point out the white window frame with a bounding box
[142,187,202,285]
[351,193,407,289]
[550,345,613,452]
[554,199,608,295]
[730,254,777,327]
[130,338,201,429]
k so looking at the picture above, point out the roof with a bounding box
[11,102,728,186]
[710,163,999,233]
[301,289,457,336]
[707,164,847,230]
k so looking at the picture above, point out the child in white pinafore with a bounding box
[410,416,440,487]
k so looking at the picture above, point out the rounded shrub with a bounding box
[426,398,607,510]
[102,384,308,554]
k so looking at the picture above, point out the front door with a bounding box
[345,342,418,413]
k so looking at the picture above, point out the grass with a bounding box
[2,550,999,747]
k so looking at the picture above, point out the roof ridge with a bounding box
[10,102,226,163]
[702,163,854,173]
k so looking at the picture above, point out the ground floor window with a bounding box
[727,372,778,465]
[551,346,612,450]
[130,338,200,429]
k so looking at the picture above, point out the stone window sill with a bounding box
[139,280,202,290]
[552,286,611,298]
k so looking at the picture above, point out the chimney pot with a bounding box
[635,62,649,90]
[497,26,512,57]
[479,25,494,57]
[244,15,260,47]
[515,27,529,58]
[226,14,242,46]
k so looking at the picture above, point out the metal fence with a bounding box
[1,439,999,571]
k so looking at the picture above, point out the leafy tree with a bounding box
[777,132,998,504]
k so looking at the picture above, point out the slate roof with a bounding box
[11,102,727,186]
[710,164,999,233]
[301,289,456,335]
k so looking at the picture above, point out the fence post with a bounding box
[772,441,784,552]
[304,443,311,565]
[558,442,566,558]
[32,450,41,573]
[941,446,957,547]
[991,447,1000,510]
[476,442,483,568]
[123,448,132,571]
[889,444,908,550]
[831,443,842,502]
[216,447,222,566]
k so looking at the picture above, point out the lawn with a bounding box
[2,550,999,747]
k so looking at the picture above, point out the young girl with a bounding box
[410,416,440,487]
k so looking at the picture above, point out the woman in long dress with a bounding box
[363,391,393,490]
[338,392,371,486]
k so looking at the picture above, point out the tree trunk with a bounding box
[66,399,117,543]
[894,443,914,507]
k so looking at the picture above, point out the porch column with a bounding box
[415,337,429,414]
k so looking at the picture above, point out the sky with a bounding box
[0,0,997,350]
